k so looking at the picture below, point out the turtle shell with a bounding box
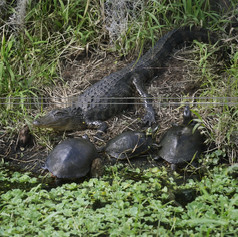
[105,131,153,160]
[45,138,98,178]
[158,125,204,165]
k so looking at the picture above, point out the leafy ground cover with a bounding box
[0,161,237,236]
[0,0,238,236]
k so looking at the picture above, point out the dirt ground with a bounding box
[0,43,222,176]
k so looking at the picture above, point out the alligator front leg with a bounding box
[86,119,108,138]
[132,74,156,125]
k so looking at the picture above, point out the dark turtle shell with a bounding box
[105,131,153,160]
[158,126,204,164]
[45,138,98,178]
[158,106,204,167]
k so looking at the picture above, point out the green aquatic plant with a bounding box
[0,162,237,236]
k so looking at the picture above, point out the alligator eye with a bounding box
[52,109,68,117]
[54,112,64,117]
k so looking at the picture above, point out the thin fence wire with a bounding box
[1,96,238,107]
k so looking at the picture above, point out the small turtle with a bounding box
[17,125,33,147]
[105,129,154,160]
[44,138,102,179]
[158,106,205,170]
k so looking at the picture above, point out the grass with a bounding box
[0,0,238,235]
[0,0,228,101]
[190,34,238,163]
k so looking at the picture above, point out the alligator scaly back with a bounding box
[33,27,217,132]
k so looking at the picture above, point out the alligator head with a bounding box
[33,107,87,131]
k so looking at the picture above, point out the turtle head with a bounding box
[183,106,193,125]
[33,107,87,131]
[146,124,159,137]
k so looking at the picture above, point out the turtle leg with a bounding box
[171,164,177,171]
[90,158,104,178]
[132,74,156,126]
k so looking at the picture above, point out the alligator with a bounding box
[33,27,216,132]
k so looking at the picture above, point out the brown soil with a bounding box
[0,44,221,176]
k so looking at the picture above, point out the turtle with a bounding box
[105,129,154,160]
[44,138,103,179]
[17,125,33,147]
[158,106,205,170]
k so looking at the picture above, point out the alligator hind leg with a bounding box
[132,74,156,125]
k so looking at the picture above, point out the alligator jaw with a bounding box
[33,107,86,131]
[33,110,73,131]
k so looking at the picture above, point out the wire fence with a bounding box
[1,96,238,107]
